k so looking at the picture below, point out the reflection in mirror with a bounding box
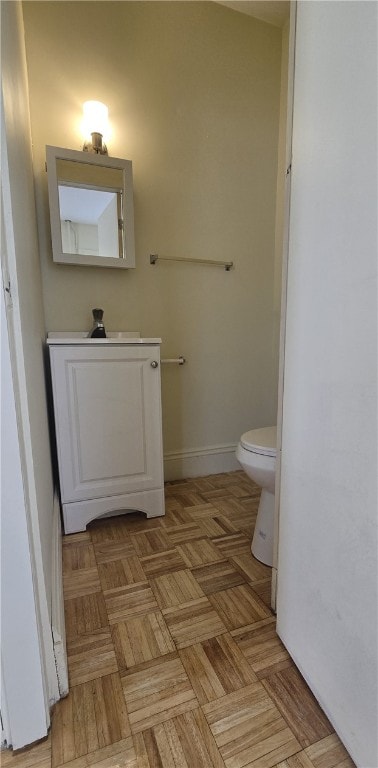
[46,146,135,269]
[58,186,121,258]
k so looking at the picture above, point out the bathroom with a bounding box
[2,2,377,767]
[23,0,288,486]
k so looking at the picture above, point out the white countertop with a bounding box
[47,332,161,345]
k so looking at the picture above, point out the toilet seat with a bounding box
[240,426,277,457]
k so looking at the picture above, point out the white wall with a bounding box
[277,3,377,766]
[22,1,283,477]
[1,0,59,723]
[1,284,49,748]
[98,196,119,258]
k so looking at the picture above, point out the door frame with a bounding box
[271,0,297,610]
[1,205,50,748]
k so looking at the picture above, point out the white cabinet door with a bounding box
[49,344,163,504]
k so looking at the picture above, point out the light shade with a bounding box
[82,101,108,138]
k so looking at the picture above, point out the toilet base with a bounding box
[251,489,274,567]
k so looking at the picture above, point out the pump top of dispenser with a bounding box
[89,308,107,338]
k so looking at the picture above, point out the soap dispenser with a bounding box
[89,308,107,338]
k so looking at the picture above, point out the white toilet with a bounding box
[236,426,277,567]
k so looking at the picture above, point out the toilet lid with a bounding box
[240,426,277,457]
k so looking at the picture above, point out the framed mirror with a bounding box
[46,146,135,268]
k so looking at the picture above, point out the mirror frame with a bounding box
[46,145,135,269]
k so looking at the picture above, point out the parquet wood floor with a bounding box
[2,471,355,768]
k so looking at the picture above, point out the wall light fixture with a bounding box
[82,100,109,155]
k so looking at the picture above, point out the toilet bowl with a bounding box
[236,426,277,567]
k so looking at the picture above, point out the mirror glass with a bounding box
[46,147,135,269]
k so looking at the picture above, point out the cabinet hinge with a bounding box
[286,163,292,176]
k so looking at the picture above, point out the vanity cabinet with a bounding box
[48,338,165,533]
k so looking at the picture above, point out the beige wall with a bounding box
[22,1,283,473]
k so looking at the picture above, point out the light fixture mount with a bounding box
[83,132,108,155]
[82,101,109,155]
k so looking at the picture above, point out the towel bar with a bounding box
[150,254,233,271]
[161,356,186,365]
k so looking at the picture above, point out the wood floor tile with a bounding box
[134,708,226,768]
[250,577,273,609]
[178,538,224,567]
[150,569,204,609]
[231,618,292,679]
[240,495,261,510]
[187,502,221,519]
[163,596,227,649]
[274,745,356,768]
[201,472,245,489]
[52,471,355,768]
[63,540,97,572]
[232,483,260,498]
[130,529,172,557]
[52,694,76,766]
[53,737,136,767]
[208,483,254,499]
[170,708,226,768]
[192,560,246,595]
[199,516,238,537]
[111,611,175,670]
[262,666,334,748]
[164,480,195,494]
[231,552,272,583]
[64,592,108,639]
[179,632,257,704]
[63,567,101,598]
[163,492,182,507]
[211,532,252,557]
[89,517,135,543]
[305,734,356,768]
[0,736,51,768]
[116,513,163,532]
[165,490,206,507]
[209,584,271,631]
[93,540,136,564]
[165,522,205,545]
[211,496,249,516]
[198,488,235,500]
[274,751,315,768]
[121,653,197,733]
[230,513,258,537]
[191,476,220,493]
[67,628,118,686]
[104,582,158,624]
[232,473,260,491]
[140,548,187,578]
[203,682,301,768]
[51,673,130,766]
[62,531,91,546]
[160,505,190,525]
[166,479,202,491]
[98,556,146,590]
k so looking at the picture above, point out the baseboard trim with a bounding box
[51,495,68,697]
[164,443,240,481]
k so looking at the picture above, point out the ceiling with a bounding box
[214,1,290,28]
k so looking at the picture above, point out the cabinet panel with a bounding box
[73,360,146,481]
[49,345,163,504]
